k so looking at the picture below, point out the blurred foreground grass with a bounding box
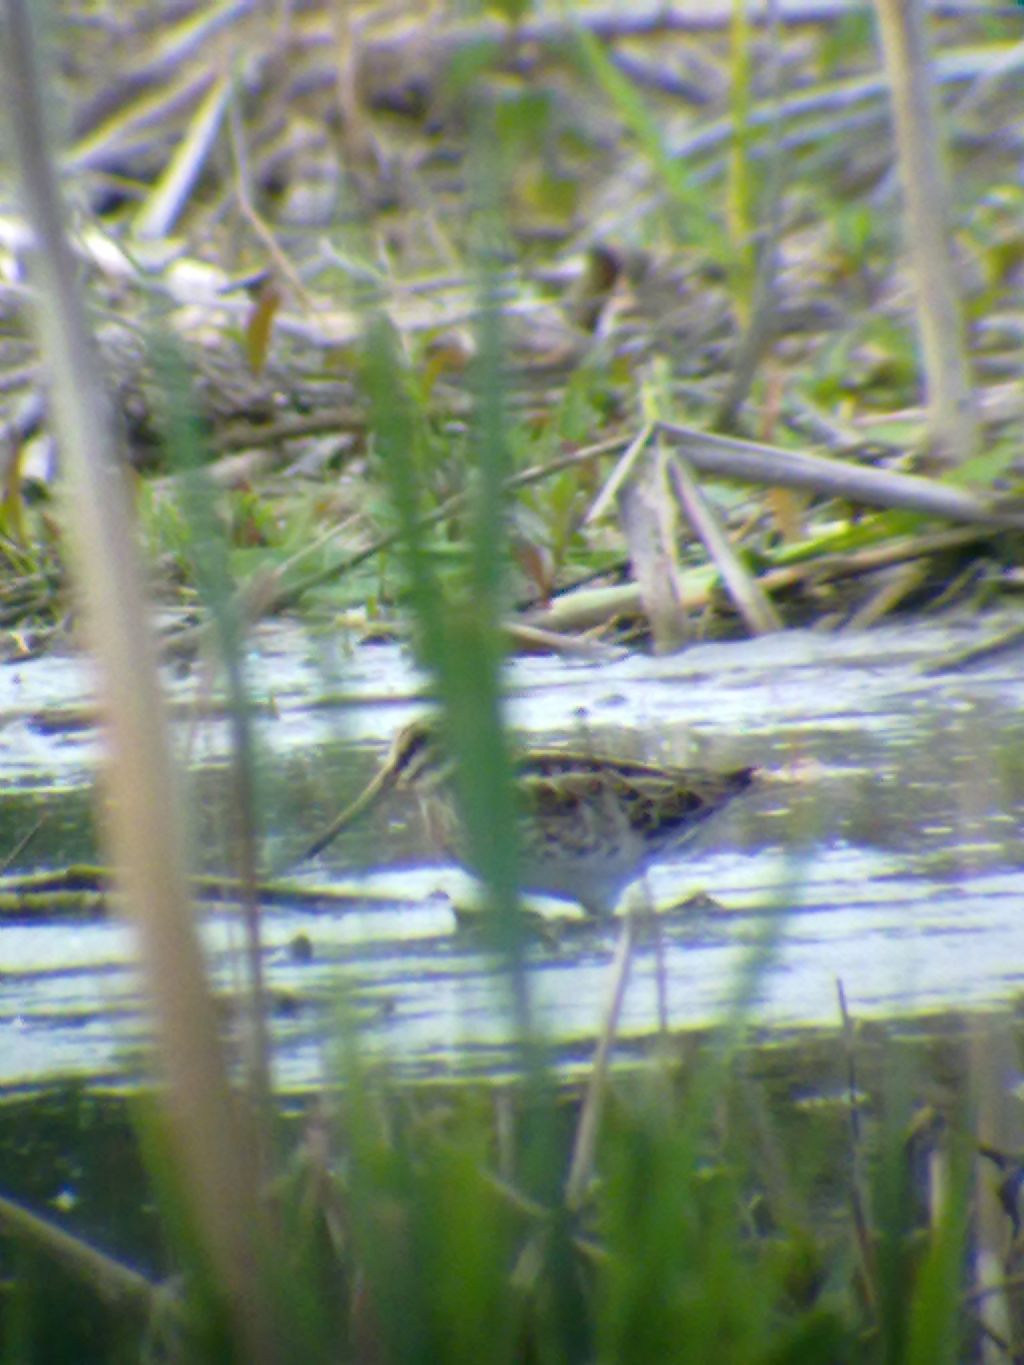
[0,2,1021,1360]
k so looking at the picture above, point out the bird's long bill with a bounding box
[295,758,401,865]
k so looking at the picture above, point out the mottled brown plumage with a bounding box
[300,720,755,916]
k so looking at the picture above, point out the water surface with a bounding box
[2,613,1023,1087]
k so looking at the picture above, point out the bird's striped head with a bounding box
[385,719,447,787]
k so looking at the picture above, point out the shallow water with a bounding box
[2,612,1023,1088]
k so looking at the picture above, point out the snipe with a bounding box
[297,720,755,917]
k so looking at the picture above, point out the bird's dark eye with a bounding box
[397,726,434,773]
